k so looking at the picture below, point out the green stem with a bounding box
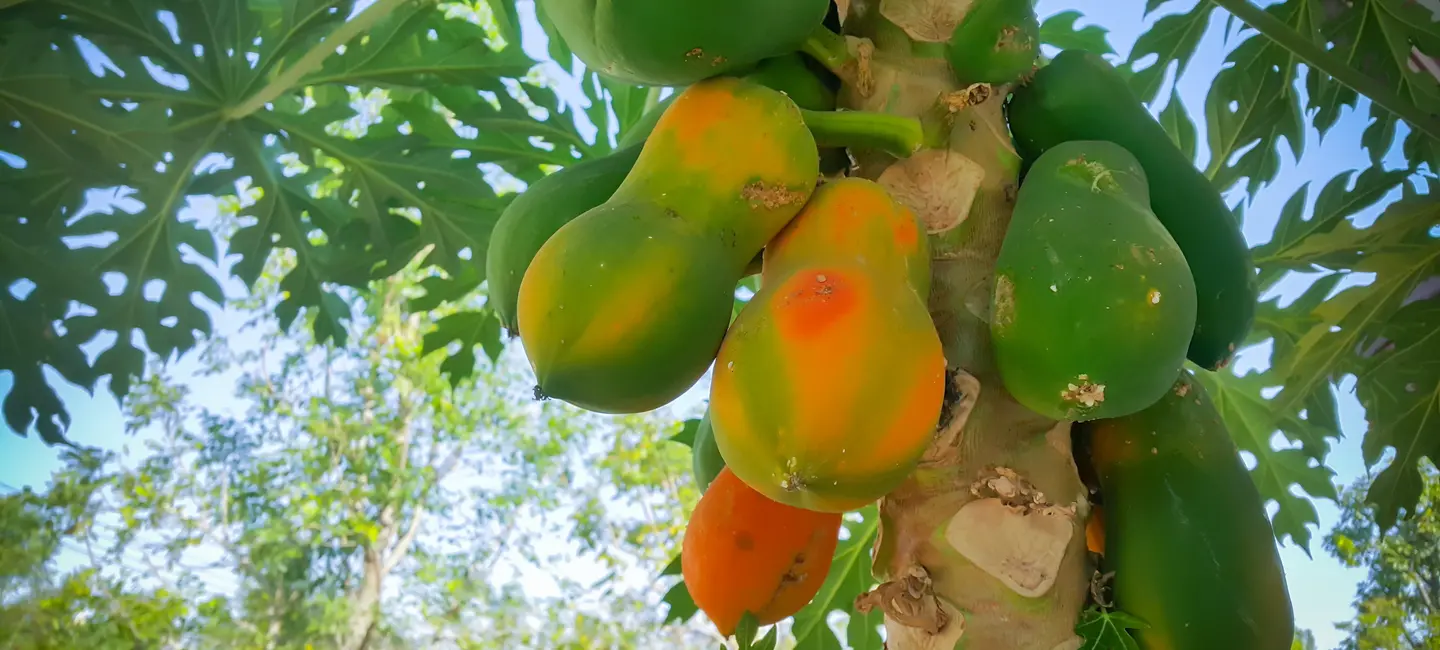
[225,0,411,121]
[642,86,664,113]
[800,109,924,158]
[800,24,854,79]
[1208,0,1440,142]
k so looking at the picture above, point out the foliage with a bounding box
[1,263,708,648]
[0,0,632,445]
[1073,606,1145,650]
[1324,460,1440,649]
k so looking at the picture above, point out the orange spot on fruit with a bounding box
[773,269,859,342]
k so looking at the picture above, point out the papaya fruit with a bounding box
[538,0,830,87]
[991,140,1197,422]
[1079,371,1294,650]
[487,147,642,333]
[682,467,841,636]
[517,77,820,414]
[1005,49,1259,371]
[495,57,835,334]
[947,0,1040,86]
[710,178,945,513]
[691,410,725,493]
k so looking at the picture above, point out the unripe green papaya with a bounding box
[1079,371,1294,650]
[947,0,1039,86]
[691,410,725,493]
[1006,49,1259,370]
[992,140,1197,422]
[518,77,819,414]
[539,0,830,87]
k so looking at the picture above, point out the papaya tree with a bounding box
[0,0,1436,648]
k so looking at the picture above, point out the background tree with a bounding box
[2,258,711,649]
[1325,461,1439,650]
[0,0,1437,648]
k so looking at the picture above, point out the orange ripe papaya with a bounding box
[682,467,842,636]
[709,178,946,513]
[517,77,820,414]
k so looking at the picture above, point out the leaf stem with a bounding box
[800,109,924,158]
[225,0,411,121]
[800,24,853,79]
[1208,0,1440,142]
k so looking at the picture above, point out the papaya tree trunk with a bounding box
[836,1,1092,648]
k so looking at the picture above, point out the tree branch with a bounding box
[384,506,423,574]
[1208,0,1440,142]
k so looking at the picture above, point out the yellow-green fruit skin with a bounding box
[517,77,819,414]
[1081,371,1294,650]
[710,178,945,513]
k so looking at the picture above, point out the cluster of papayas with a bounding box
[988,45,1260,425]
[500,25,944,631]
[1006,49,1259,371]
[1076,371,1295,649]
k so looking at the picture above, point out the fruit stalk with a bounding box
[799,108,924,159]
[834,0,1091,647]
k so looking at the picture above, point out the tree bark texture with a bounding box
[838,1,1092,648]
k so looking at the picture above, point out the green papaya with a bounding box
[1079,371,1294,650]
[947,0,1039,86]
[992,140,1196,422]
[691,410,725,493]
[487,147,641,333]
[1005,49,1258,371]
[517,77,819,414]
[538,0,830,87]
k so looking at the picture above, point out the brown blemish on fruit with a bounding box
[1174,380,1191,397]
[711,56,726,66]
[685,47,703,59]
[993,274,1015,329]
[742,181,806,210]
[1060,374,1105,409]
[735,531,755,550]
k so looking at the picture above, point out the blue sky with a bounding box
[2,0,1433,647]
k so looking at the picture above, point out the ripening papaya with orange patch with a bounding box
[682,467,841,636]
[517,76,819,414]
[709,178,946,513]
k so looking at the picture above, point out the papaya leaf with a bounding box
[1125,1,1217,105]
[1202,1,1312,196]
[0,0,594,443]
[792,505,882,650]
[1038,10,1116,56]
[1074,606,1146,650]
[1308,0,1440,169]
[1157,88,1197,164]
[1356,296,1440,531]
[661,577,699,625]
[419,309,504,385]
[670,418,701,448]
